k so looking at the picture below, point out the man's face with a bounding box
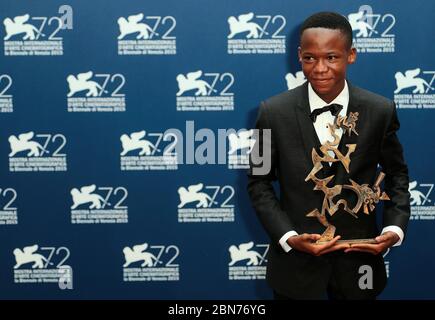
[298,27,356,103]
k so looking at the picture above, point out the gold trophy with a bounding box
[305,112,390,245]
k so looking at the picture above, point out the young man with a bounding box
[247,12,410,299]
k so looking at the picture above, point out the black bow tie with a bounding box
[309,103,343,122]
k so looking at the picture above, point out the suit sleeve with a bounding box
[379,102,411,236]
[247,101,296,244]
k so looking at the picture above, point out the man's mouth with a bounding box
[311,78,332,86]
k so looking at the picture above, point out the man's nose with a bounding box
[313,59,328,73]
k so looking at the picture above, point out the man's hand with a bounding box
[344,231,400,255]
[287,234,349,256]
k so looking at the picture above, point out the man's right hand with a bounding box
[287,234,349,256]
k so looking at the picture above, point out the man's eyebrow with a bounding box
[302,51,341,55]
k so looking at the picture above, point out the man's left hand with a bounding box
[344,231,400,255]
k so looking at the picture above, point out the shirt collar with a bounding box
[308,80,349,113]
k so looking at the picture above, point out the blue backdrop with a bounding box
[0,0,434,299]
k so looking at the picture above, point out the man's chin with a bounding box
[311,85,333,95]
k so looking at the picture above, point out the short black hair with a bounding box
[300,12,353,49]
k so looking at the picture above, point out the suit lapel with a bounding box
[294,82,322,168]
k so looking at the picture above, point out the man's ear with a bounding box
[297,46,302,63]
[347,47,357,64]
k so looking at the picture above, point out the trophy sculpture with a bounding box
[305,111,390,245]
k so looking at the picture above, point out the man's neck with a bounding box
[308,80,349,112]
[315,81,346,104]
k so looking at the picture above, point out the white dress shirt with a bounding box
[279,81,404,252]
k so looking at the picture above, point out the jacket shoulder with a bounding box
[262,85,304,114]
[351,85,394,113]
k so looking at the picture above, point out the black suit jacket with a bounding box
[247,81,410,299]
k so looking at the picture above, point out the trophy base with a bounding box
[316,238,378,245]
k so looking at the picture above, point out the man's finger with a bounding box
[319,243,349,255]
[329,235,341,244]
[348,243,385,251]
[345,247,377,254]
[309,234,321,242]
[375,234,390,243]
[302,233,314,241]
[318,236,341,249]
[345,243,386,254]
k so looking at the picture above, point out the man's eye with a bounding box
[328,55,337,60]
[303,56,314,61]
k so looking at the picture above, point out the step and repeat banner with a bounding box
[0,0,433,299]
